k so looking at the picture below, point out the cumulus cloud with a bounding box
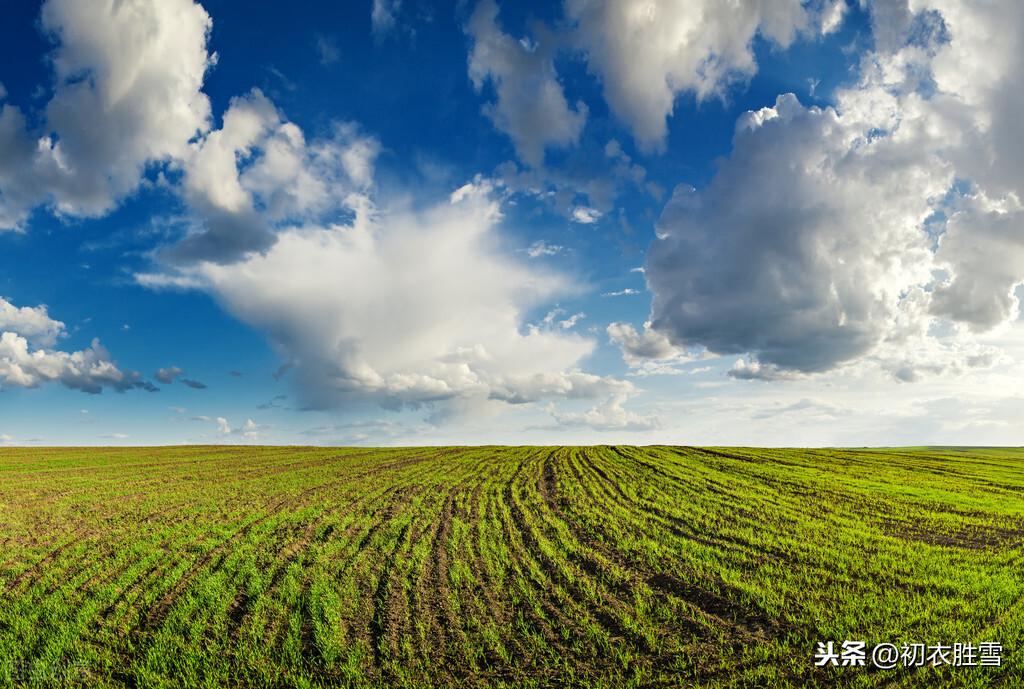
[0,0,214,228]
[166,90,380,264]
[646,89,948,376]
[154,366,184,384]
[931,196,1024,330]
[640,0,1024,383]
[607,322,684,366]
[0,298,65,347]
[606,321,707,376]
[0,297,153,394]
[549,392,660,432]
[0,332,154,394]
[917,0,1024,330]
[570,206,601,224]
[144,180,631,413]
[564,0,840,150]
[192,415,263,440]
[467,0,587,167]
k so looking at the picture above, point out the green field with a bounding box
[1,446,1023,688]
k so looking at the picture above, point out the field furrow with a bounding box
[1,445,1022,688]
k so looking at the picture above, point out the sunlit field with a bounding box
[1,446,1022,688]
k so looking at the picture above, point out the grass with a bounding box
[0,445,1022,688]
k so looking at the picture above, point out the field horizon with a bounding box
[3,445,1023,687]
[5,444,1024,450]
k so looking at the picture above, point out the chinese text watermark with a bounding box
[814,641,1002,669]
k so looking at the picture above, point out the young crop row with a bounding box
[1,445,1022,687]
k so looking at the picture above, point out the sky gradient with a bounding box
[1,0,1023,446]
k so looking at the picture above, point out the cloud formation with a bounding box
[154,366,184,384]
[0,298,153,393]
[525,240,565,258]
[147,179,629,413]
[640,0,1024,382]
[564,0,842,150]
[648,92,945,374]
[549,392,660,432]
[155,366,207,388]
[467,0,587,167]
[0,298,65,348]
[168,90,380,264]
[0,0,214,228]
[192,415,263,440]
[607,322,684,366]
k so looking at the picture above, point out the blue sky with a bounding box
[2,0,1023,446]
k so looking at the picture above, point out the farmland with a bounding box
[1,446,1023,688]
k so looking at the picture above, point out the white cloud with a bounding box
[0,331,153,394]
[606,321,705,376]
[0,297,65,347]
[372,0,400,35]
[641,0,1024,384]
[155,366,184,384]
[145,179,631,413]
[913,0,1024,331]
[133,272,206,290]
[646,89,948,376]
[564,0,836,151]
[166,90,379,264]
[570,206,601,224]
[467,0,587,166]
[525,240,565,258]
[931,195,1024,330]
[607,321,681,366]
[602,288,640,297]
[192,415,264,441]
[0,0,214,228]
[539,308,584,330]
[0,296,152,394]
[728,358,800,382]
[549,392,660,432]
[239,418,261,439]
